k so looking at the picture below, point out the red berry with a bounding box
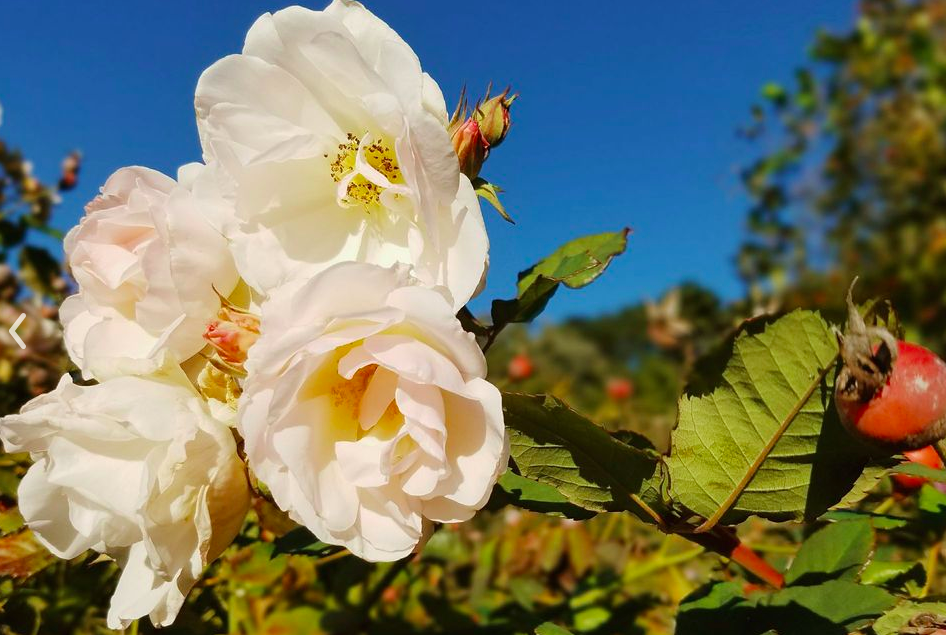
[507,354,533,382]
[837,341,946,450]
[606,377,633,402]
[891,445,943,492]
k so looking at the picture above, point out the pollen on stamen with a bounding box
[329,364,378,420]
[330,132,404,211]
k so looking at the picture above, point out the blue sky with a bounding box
[0,1,854,321]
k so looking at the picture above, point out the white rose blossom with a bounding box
[239,262,507,561]
[194,0,488,309]
[0,373,249,629]
[61,166,239,380]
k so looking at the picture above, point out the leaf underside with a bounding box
[502,392,665,523]
[667,310,873,525]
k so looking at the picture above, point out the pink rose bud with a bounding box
[473,88,516,149]
[204,307,260,366]
[451,117,490,180]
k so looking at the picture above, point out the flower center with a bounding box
[329,133,404,213]
[329,364,377,420]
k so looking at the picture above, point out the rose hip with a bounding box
[835,283,946,451]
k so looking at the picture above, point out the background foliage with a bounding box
[6,1,946,633]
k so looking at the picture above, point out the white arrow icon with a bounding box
[9,313,25,350]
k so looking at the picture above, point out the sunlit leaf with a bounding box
[871,601,946,635]
[491,230,628,330]
[860,561,925,591]
[472,177,513,223]
[667,310,873,527]
[784,520,872,586]
[517,230,629,292]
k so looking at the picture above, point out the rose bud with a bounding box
[204,306,260,367]
[474,88,516,149]
[451,117,490,180]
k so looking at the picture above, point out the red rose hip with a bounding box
[891,445,944,491]
[837,341,946,449]
[834,284,946,451]
[507,353,534,382]
[606,377,634,402]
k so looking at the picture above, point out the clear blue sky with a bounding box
[0,1,854,321]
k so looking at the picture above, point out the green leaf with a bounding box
[667,310,873,527]
[784,520,872,585]
[892,463,946,483]
[508,576,544,610]
[675,581,749,634]
[535,624,574,635]
[917,483,946,515]
[502,393,665,523]
[871,601,946,635]
[832,459,895,509]
[761,82,788,106]
[0,218,26,248]
[761,581,895,632]
[0,529,56,579]
[860,561,925,590]
[0,469,20,498]
[573,606,610,632]
[271,527,342,558]
[491,275,559,327]
[0,507,24,535]
[821,509,908,530]
[677,579,895,635]
[260,607,323,635]
[493,472,596,520]
[471,177,513,223]
[517,230,629,292]
[491,230,628,330]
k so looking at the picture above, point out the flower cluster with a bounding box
[0,1,508,629]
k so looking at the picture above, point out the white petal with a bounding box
[106,543,189,630]
[424,379,507,520]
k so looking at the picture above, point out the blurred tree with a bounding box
[0,112,75,414]
[739,0,946,351]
